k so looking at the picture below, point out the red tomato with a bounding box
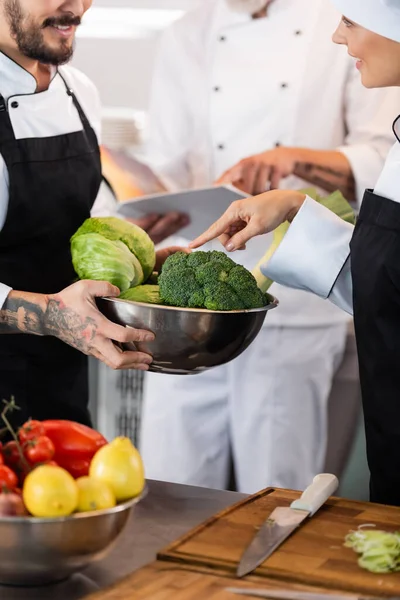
[18,420,45,444]
[0,465,18,491]
[0,453,3,466]
[24,436,55,465]
[3,441,22,468]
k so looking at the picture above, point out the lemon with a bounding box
[89,437,145,502]
[76,477,116,513]
[23,465,78,518]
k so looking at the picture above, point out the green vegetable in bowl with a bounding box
[120,285,163,305]
[71,217,156,292]
[158,250,269,311]
[345,527,400,573]
[71,233,144,293]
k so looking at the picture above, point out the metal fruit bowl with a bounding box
[97,295,278,375]
[0,489,146,586]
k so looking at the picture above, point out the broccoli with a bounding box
[158,251,269,311]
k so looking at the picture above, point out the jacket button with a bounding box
[218,144,225,150]
[11,101,19,109]
[295,30,302,35]
[214,86,220,92]
[275,142,281,147]
[219,35,226,42]
[280,82,288,88]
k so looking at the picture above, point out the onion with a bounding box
[0,492,28,517]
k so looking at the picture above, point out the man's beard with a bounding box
[4,0,80,66]
[225,0,270,14]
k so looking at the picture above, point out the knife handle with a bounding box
[290,474,339,516]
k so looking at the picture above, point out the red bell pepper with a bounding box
[42,421,107,478]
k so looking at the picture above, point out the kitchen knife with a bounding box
[225,589,400,600]
[237,473,339,578]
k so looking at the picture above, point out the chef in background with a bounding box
[139,0,400,493]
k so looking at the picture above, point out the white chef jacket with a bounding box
[264,120,400,316]
[0,52,117,308]
[145,0,400,326]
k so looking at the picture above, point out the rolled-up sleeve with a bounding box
[262,197,354,314]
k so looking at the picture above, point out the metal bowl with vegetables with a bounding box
[0,408,146,586]
[70,218,278,375]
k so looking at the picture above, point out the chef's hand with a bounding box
[44,280,155,371]
[217,147,305,195]
[127,212,190,245]
[155,246,190,272]
[190,190,306,252]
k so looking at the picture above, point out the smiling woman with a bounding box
[190,0,400,507]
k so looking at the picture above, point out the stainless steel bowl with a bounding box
[97,295,278,375]
[0,489,146,586]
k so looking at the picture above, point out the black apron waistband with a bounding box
[357,189,400,231]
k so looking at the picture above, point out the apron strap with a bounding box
[58,70,92,131]
[393,114,400,143]
[0,94,18,144]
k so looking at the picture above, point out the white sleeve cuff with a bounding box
[0,283,12,309]
[262,196,354,299]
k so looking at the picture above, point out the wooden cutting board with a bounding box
[86,560,368,600]
[157,487,400,596]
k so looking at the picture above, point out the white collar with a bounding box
[0,51,57,102]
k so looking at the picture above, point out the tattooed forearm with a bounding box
[0,293,46,335]
[294,162,356,203]
[42,297,98,354]
[0,292,98,354]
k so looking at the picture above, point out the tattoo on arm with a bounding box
[294,162,356,203]
[0,295,98,354]
[43,298,98,353]
[0,295,45,335]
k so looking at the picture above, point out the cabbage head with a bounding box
[71,217,156,292]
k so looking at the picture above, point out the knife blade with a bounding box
[225,589,400,600]
[236,473,339,578]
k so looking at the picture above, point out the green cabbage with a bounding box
[72,217,156,282]
[71,217,156,292]
[71,233,144,292]
[120,284,163,305]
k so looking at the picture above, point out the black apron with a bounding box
[0,71,102,429]
[351,186,400,506]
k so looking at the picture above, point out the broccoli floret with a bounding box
[195,262,229,286]
[204,283,245,311]
[227,265,266,309]
[159,266,203,307]
[209,250,236,271]
[186,251,210,269]
[158,251,269,311]
[160,251,189,274]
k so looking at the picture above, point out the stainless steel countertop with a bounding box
[0,480,245,600]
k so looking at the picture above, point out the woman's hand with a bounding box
[190,190,306,251]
